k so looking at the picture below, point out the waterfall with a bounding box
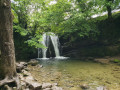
[38,48,40,58]
[37,32,69,60]
[41,33,49,59]
[50,33,60,58]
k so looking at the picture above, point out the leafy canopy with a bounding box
[11,0,120,47]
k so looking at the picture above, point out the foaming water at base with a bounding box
[36,58,50,60]
[54,56,69,60]
[36,56,69,60]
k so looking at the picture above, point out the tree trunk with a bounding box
[106,0,114,20]
[107,5,112,19]
[0,0,19,88]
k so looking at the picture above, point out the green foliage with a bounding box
[12,9,18,23]
[13,25,28,36]
[25,34,46,48]
[11,0,120,59]
[12,0,120,40]
[113,59,120,63]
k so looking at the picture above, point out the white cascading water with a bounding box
[41,33,49,59]
[38,48,40,58]
[50,33,60,58]
[37,32,69,60]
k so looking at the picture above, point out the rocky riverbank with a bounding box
[27,58,120,90]
[78,55,120,64]
[16,59,63,90]
[2,57,119,90]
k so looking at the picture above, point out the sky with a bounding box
[92,9,120,18]
[11,0,14,2]
[49,0,57,5]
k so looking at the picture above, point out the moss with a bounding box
[113,59,120,63]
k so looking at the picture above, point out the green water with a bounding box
[29,59,120,90]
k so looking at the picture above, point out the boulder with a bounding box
[20,62,28,66]
[21,81,26,90]
[16,62,28,73]
[24,67,30,71]
[28,59,39,66]
[19,74,25,81]
[19,71,42,90]
[25,75,35,81]
[43,88,51,90]
[16,60,63,90]
[42,83,52,89]
[22,70,31,77]
[3,85,12,90]
[26,80,42,90]
[52,83,58,86]
[94,58,110,64]
[13,87,17,90]
[96,86,108,90]
[80,84,89,89]
[51,86,62,90]
[36,64,43,68]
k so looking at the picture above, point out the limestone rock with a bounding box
[52,86,62,90]
[80,84,89,89]
[36,64,43,68]
[26,81,42,90]
[22,70,31,76]
[3,85,12,90]
[43,88,51,90]
[16,62,27,73]
[20,62,28,66]
[28,59,39,66]
[25,75,35,81]
[52,83,58,86]
[94,58,110,64]
[13,87,17,90]
[42,83,52,89]
[96,86,109,90]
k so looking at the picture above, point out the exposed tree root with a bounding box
[0,76,20,89]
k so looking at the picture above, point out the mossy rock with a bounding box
[113,59,120,63]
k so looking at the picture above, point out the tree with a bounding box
[11,0,120,50]
[97,0,120,19]
[0,0,19,88]
[105,0,115,19]
[12,0,98,47]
